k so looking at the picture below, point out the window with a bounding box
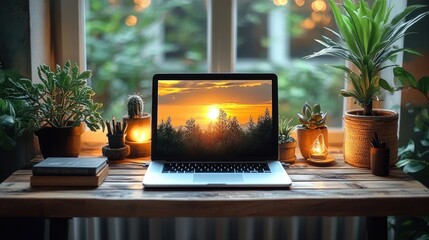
[85,0,344,128]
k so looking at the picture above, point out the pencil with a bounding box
[111,116,116,135]
[106,121,112,135]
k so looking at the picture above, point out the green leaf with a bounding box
[396,159,411,168]
[78,70,92,80]
[403,160,427,174]
[394,67,418,88]
[415,109,429,132]
[313,103,321,113]
[379,78,393,92]
[418,77,429,95]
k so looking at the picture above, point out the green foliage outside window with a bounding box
[86,0,343,127]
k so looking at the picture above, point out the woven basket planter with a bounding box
[343,109,398,168]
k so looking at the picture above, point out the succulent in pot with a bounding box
[296,102,328,159]
[278,116,297,163]
[2,61,104,158]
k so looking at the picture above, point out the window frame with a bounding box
[57,0,406,147]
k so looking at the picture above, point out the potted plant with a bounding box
[2,61,104,158]
[278,116,297,163]
[393,67,429,185]
[0,68,36,181]
[305,0,428,167]
[389,67,429,240]
[297,102,328,159]
[0,69,34,151]
[123,94,151,158]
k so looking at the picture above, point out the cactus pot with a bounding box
[297,126,328,159]
[344,109,398,168]
[279,141,297,163]
[123,113,151,158]
[123,113,151,142]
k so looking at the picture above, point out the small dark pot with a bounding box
[35,124,85,158]
[108,134,125,149]
[370,148,390,176]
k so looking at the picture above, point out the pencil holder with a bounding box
[108,134,125,149]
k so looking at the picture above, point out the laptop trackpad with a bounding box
[194,174,243,183]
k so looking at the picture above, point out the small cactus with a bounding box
[127,94,144,118]
[297,102,327,129]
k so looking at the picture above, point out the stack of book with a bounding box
[30,157,109,187]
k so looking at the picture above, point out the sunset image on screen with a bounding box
[156,79,274,158]
[157,80,272,129]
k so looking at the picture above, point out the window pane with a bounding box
[236,0,344,127]
[86,0,207,119]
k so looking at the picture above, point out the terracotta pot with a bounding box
[297,126,328,159]
[35,123,85,158]
[344,109,398,168]
[279,141,297,163]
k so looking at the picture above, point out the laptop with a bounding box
[143,73,292,188]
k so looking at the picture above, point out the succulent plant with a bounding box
[1,61,104,131]
[127,94,144,118]
[278,116,296,144]
[297,102,327,129]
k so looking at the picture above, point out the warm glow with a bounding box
[311,12,323,22]
[125,15,138,26]
[207,105,220,121]
[129,128,150,142]
[301,18,316,29]
[311,0,327,12]
[295,0,305,7]
[108,0,119,6]
[312,139,324,154]
[273,0,288,6]
[322,14,331,25]
[134,0,151,11]
[310,134,328,159]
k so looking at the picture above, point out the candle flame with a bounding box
[129,128,150,142]
[309,134,328,159]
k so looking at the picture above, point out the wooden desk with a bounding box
[1,145,428,239]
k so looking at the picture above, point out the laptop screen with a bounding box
[151,73,278,161]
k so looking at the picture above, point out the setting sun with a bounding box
[207,105,220,121]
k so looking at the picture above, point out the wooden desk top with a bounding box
[1,143,428,218]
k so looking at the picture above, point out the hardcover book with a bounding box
[30,165,109,187]
[32,157,107,176]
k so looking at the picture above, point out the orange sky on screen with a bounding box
[157,80,272,129]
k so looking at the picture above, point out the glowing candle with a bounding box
[124,113,151,158]
[309,134,328,160]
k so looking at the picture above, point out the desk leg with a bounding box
[366,216,387,240]
[49,218,70,240]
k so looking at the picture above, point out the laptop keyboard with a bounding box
[162,162,271,173]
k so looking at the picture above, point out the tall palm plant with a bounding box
[306,0,428,116]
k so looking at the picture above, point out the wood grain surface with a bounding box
[1,143,428,218]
